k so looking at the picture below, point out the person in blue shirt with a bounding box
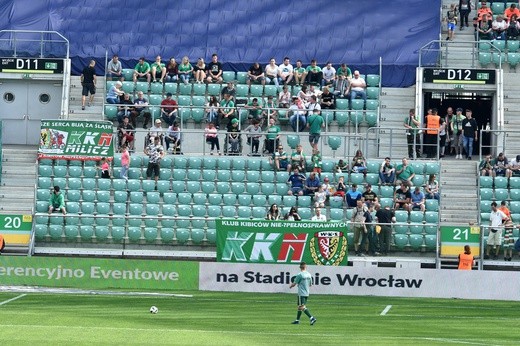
[287,168,306,196]
[346,183,362,208]
[304,171,321,196]
[411,186,426,212]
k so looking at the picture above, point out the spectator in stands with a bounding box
[263,95,279,121]
[278,57,294,85]
[291,144,306,172]
[362,184,378,206]
[293,60,306,86]
[438,117,447,158]
[284,206,302,221]
[348,70,367,109]
[351,199,368,256]
[365,202,379,256]
[160,92,178,126]
[321,176,333,198]
[151,55,166,83]
[178,56,193,84]
[117,116,135,150]
[148,119,164,145]
[193,58,206,84]
[144,136,164,184]
[165,57,179,83]
[503,216,514,262]
[477,13,494,40]
[410,186,426,212]
[133,57,151,84]
[287,167,306,196]
[346,183,362,208]
[394,182,412,212]
[266,203,281,220]
[278,85,291,108]
[479,154,493,176]
[492,152,512,178]
[120,143,130,180]
[458,0,471,30]
[289,96,306,132]
[221,81,237,101]
[311,148,322,176]
[80,59,97,110]
[131,91,151,129]
[395,157,415,186]
[297,85,311,107]
[451,107,465,159]
[106,81,124,104]
[351,149,367,174]
[311,207,327,221]
[304,172,321,196]
[98,157,110,179]
[509,155,520,177]
[227,118,241,154]
[492,15,509,40]
[477,2,493,21]
[507,14,520,40]
[206,53,223,84]
[274,145,291,172]
[446,4,458,41]
[314,186,327,208]
[424,108,440,158]
[107,54,123,81]
[321,62,336,87]
[425,174,440,201]
[48,185,66,215]
[445,107,455,155]
[462,109,478,160]
[334,63,351,97]
[505,4,520,22]
[499,200,511,221]
[375,203,395,256]
[486,202,508,260]
[337,63,352,80]
[204,122,221,155]
[265,58,280,86]
[116,93,134,124]
[247,62,265,86]
[307,105,324,150]
[244,119,262,155]
[205,95,219,125]
[305,59,322,85]
[379,157,396,185]
[320,87,335,110]
[335,159,349,173]
[165,122,181,154]
[218,93,235,129]
[265,117,280,154]
[246,97,262,121]
[404,108,422,159]
[330,177,345,200]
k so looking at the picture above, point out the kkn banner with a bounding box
[216,219,348,265]
[38,120,114,161]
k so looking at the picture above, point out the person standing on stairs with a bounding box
[461,109,478,160]
[446,3,458,41]
[80,59,97,111]
[458,0,471,31]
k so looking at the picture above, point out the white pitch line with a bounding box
[0,294,27,306]
[380,305,392,316]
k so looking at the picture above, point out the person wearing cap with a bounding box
[107,54,123,81]
[144,136,164,183]
[161,92,178,126]
[461,109,478,160]
[321,62,336,87]
[362,184,378,206]
[450,107,465,159]
[346,183,362,208]
[147,118,164,146]
[48,186,66,215]
[227,118,241,154]
[106,80,124,104]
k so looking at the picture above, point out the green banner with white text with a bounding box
[38,120,114,161]
[216,219,348,265]
[0,257,198,290]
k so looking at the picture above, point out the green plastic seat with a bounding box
[508,52,520,68]
[127,227,142,242]
[479,176,493,188]
[480,188,493,200]
[327,136,342,150]
[366,74,380,87]
[424,234,437,249]
[409,234,424,250]
[393,234,409,249]
[409,211,424,224]
[287,135,300,149]
[494,188,509,202]
[479,52,491,67]
[336,99,348,110]
[207,83,221,96]
[425,199,439,212]
[96,202,110,215]
[79,225,94,240]
[95,226,110,241]
[494,176,508,189]
[261,182,276,196]
[246,182,260,195]
[424,211,438,224]
[237,206,252,218]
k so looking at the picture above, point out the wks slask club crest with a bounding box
[309,230,347,265]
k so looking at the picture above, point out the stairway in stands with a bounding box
[68,76,106,121]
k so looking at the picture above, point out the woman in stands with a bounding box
[165,58,178,83]
[193,58,206,84]
[205,96,219,124]
[266,204,281,220]
[243,119,262,155]
[477,13,493,40]
[425,174,440,201]
[351,149,367,174]
[507,14,520,40]
[284,206,302,221]
[178,56,193,84]
[204,122,221,155]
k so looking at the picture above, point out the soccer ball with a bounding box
[150,306,158,314]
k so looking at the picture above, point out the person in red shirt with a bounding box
[160,92,178,126]
[458,245,474,270]
[477,2,493,20]
[504,4,520,22]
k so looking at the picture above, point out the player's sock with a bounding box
[303,308,312,318]
[296,310,302,320]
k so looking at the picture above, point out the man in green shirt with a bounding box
[305,59,322,85]
[291,144,306,172]
[265,117,280,154]
[307,109,324,150]
[395,157,415,186]
[133,57,151,83]
[150,55,166,83]
[48,186,66,215]
[289,261,316,325]
[403,108,421,159]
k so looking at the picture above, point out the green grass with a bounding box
[0,291,519,345]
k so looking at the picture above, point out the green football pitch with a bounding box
[0,291,518,345]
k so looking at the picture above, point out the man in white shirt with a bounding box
[486,202,508,260]
[107,54,123,81]
[321,62,336,87]
[348,70,367,109]
[311,208,327,221]
[278,57,294,85]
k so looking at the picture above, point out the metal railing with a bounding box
[0,30,69,59]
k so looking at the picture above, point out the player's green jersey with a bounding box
[294,270,312,297]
